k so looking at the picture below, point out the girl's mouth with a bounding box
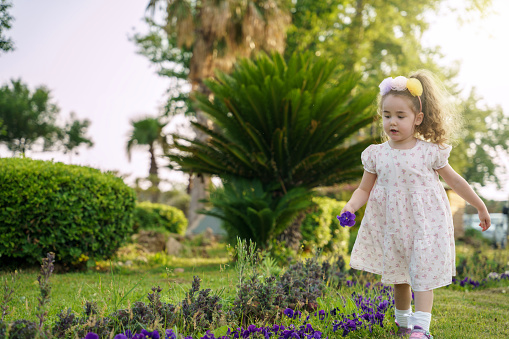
[390,129,398,133]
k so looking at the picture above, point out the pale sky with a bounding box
[1,0,508,199]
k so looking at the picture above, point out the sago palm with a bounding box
[146,0,291,226]
[168,52,378,193]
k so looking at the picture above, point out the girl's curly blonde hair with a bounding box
[378,69,462,146]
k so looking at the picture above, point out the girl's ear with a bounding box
[415,112,424,126]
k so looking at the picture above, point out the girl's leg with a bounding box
[394,283,412,309]
[414,290,433,312]
[411,289,434,331]
[394,284,413,329]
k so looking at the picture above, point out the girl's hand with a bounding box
[478,209,491,232]
[340,204,355,215]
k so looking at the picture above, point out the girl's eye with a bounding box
[398,116,404,119]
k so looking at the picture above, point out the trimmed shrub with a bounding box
[0,157,136,266]
[133,201,187,235]
[301,197,349,254]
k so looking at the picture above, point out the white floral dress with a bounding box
[350,139,456,291]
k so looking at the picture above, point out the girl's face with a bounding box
[382,94,423,148]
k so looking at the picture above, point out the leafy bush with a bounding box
[133,201,188,235]
[301,197,349,254]
[203,177,313,248]
[0,157,136,266]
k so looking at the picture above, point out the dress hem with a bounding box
[351,263,455,291]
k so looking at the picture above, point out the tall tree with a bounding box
[127,117,169,202]
[0,79,62,154]
[62,112,94,160]
[0,0,14,54]
[145,0,292,229]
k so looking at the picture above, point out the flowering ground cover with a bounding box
[2,242,509,338]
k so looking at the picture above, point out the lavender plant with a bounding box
[36,252,55,335]
[233,237,257,287]
[8,319,38,339]
[232,275,286,325]
[1,270,18,322]
[181,276,225,332]
[278,256,325,311]
[52,308,78,338]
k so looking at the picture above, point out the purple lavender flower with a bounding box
[114,335,128,339]
[337,211,356,227]
[84,334,100,339]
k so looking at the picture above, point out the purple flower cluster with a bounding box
[329,284,394,336]
[336,212,355,227]
[283,308,302,319]
[455,277,482,288]
[221,323,323,339]
[451,273,509,289]
[83,283,395,339]
[85,329,175,339]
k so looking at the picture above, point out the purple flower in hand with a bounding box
[337,211,356,227]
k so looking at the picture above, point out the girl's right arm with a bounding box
[340,171,377,214]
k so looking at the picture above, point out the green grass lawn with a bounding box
[2,242,509,338]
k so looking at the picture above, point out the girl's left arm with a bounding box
[436,164,491,231]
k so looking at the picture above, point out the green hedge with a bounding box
[301,197,350,255]
[133,201,187,235]
[0,158,136,266]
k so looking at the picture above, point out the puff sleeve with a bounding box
[361,145,377,174]
[432,144,452,170]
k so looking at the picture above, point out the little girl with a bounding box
[341,70,491,338]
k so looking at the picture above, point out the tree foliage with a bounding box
[146,0,290,81]
[62,112,94,156]
[131,16,193,117]
[0,79,62,154]
[285,0,491,86]
[0,79,93,156]
[0,0,14,54]
[450,89,509,187]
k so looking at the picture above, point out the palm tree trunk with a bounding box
[148,143,160,203]
[186,31,215,232]
[276,212,305,252]
[186,111,211,232]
